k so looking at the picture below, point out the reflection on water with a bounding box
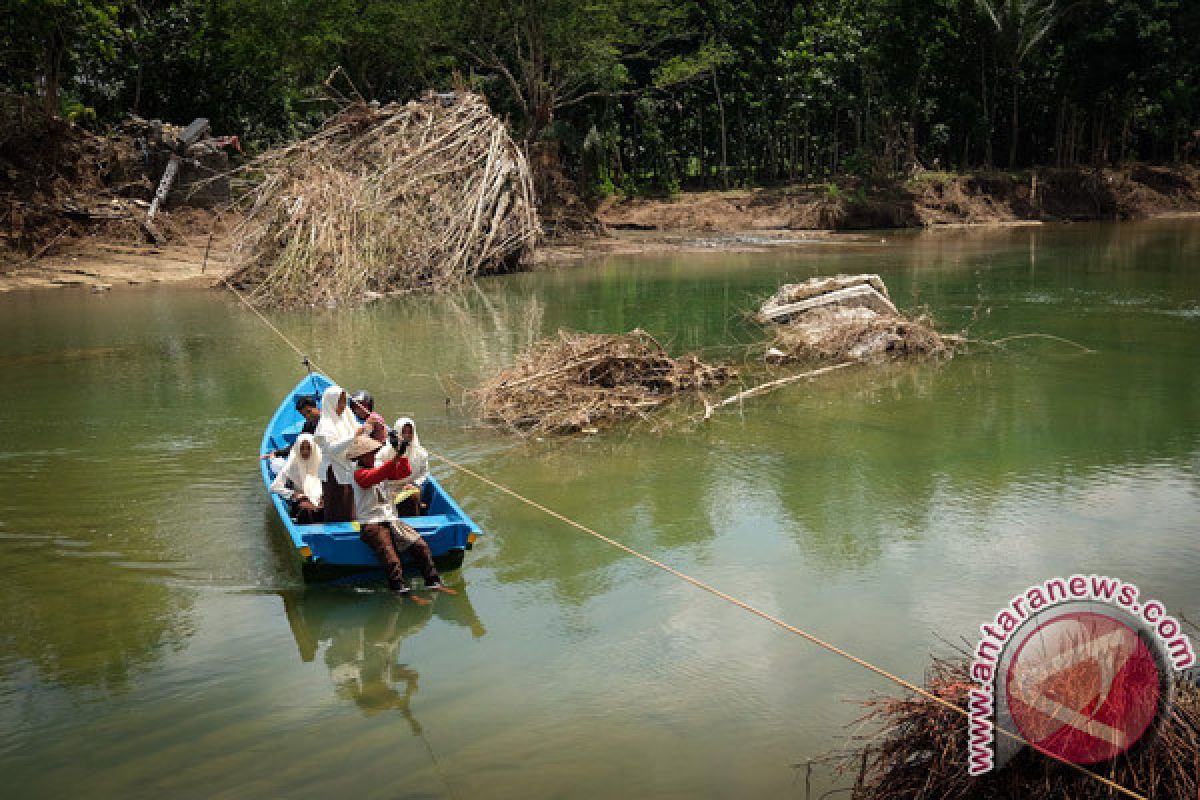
[281,583,486,731]
[0,220,1197,798]
[0,533,193,693]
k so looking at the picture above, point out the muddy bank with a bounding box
[596,166,1200,234]
[5,162,1200,292]
[0,223,228,292]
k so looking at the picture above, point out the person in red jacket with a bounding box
[346,434,453,596]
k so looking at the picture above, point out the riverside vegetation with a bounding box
[3,1,1199,201]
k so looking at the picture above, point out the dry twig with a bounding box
[848,656,1200,799]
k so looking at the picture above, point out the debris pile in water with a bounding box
[759,274,949,362]
[848,656,1200,799]
[470,329,733,434]
[227,92,539,307]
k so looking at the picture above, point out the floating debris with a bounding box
[759,274,950,362]
[848,656,1200,800]
[470,329,732,435]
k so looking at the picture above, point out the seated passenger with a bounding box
[315,385,365,522]
[262,396,320,462]
[349,389,375,423]
[393,416,429,516]
[270,433,324,524]
[346,434,453,596]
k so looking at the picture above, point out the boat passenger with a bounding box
[315,385,365,522]
[347,434,452,595]
[269,432,324,523]
[393,416,429,516]
[349,389,375,423]
[364,412,393,460]
[261,395,320,462]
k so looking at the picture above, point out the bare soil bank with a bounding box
[5,166,1198,292]
[0,216,228,292]
[594,166,1200,233]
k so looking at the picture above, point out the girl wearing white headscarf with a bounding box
[270,433,324,523]
[393,416,429,516]
[314,385,363,522]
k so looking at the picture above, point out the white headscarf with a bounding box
[317,385,358,440]
[394,416,429,485]
[281,433,324,502]
[315,385,360,482]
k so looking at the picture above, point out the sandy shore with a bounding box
[0,233,227,292]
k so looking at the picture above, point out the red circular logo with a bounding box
[1005,611,1162,765]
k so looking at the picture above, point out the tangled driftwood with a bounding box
[470,329,732,435]
[848,656,1200,799]
[760,275,950,363]
[227,92,539,307]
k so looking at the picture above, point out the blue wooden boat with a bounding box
[261,372,483,580]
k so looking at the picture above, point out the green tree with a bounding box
[4,0,126,116]
[438,0,683,144]
[973,0,1072,166]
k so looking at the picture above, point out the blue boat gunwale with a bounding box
[260,371,483,570]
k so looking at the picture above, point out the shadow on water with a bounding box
[278,582,486,730]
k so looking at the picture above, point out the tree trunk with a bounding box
[711,67,729,189]
[1009,55,1020,168]
[42,31,64,117]
[1054,99,1066,168]
[803,111,810,180]
[980,48,993,169]
[832,106,841,175]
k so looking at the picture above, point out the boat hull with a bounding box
[261,372,483,577]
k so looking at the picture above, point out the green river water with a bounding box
[1,220,1198,798]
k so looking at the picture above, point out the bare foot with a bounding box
[406,593,432,606]
[430,585,458,595]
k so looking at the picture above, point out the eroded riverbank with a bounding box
[5,166,1199,295]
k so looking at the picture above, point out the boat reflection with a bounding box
[279,582,485,731]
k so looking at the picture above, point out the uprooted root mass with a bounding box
[848,656,1199,799]
[227,92,538,307]
[470,330,733,435]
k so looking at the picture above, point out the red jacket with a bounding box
[353,456,412,489]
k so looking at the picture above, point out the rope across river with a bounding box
[220,278,1148,800]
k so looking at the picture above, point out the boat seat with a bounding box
[298,515,453,538]
[400,514,452,531]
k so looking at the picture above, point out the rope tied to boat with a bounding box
[219,277,1149,800]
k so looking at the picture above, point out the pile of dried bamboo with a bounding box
[469,329,733,434]
[227,92,539,306]
[849,656,1200,799]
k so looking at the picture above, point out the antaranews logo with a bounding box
[967,575,1195,775]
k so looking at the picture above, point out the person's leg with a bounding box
[408,537,455,593]
[323,481,355,522]
[321,470,345,522]
[359,523,408,591]
[388,522,454,592]
[294,498,320,524]
[408,538,440,586]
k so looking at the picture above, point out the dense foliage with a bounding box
[4,0,1198,192]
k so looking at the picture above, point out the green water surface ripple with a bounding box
[0,219,1197,799]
